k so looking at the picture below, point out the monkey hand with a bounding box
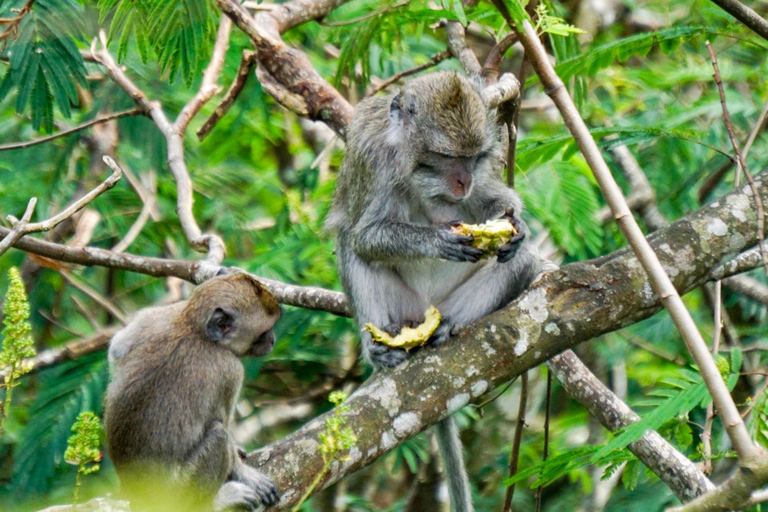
[496,214,526,264]
[225,463,279,510]
[427,317,461,347]
[435,222,484,263]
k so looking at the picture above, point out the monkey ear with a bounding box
[390,91,417,125]
[206,307,235,342]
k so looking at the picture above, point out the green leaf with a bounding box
[592,378,708,461]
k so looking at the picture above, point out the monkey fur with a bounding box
[105,273,281,512]
[327,71,540,512]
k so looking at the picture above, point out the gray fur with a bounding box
[104,273,281,512]
[327,71,541,511]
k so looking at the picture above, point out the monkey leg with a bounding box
[432,246,540,346]
[338,245,426,369]
[183,420,237,495]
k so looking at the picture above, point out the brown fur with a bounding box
[105,273,281,512]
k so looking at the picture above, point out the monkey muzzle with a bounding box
[247,328,276,357]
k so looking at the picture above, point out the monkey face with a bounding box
[190,273,282,358]
[246,328,276,357]
[412,151,489,203]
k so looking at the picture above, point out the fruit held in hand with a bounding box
[451,219,518,256]
[364,306,442,351]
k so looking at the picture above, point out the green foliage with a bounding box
[594,363,739,461]
[64,411,103,507]
[0,0,88,132]
[292,391,358,512]
[0,266,36,435]
[533,3,585,37]
[0,0,767,510]
[97,0,217,85]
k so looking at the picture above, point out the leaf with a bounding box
[2,0,87,131]
[592,379,708,461]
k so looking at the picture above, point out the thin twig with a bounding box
[0,161,122,257]
[708,0,768,43]
[318,0,409,26]
[0,109,142,152]
[111,170,157,253]
[740,377,768,418]
[0,0,35,48]
[71,295,103,332]
[702,280,723,474]
[175,16,233,133]
[91,32,226,264]
[707,41,768,280]
[60,270,127,325]
[490,3,760,460]
[535,370,553,512]
[366,50,451,96]
[197,50,257,140]
[502,371,528,512]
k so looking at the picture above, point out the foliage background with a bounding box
[0,0,767,510]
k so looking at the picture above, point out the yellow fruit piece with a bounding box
[364,306,442,352]
[451,219,518,256]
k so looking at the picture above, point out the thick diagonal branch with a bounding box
[245,173,768,511]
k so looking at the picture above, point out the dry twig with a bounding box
[0,159,122,257]
[707,41,768,280]
[0,109,142,152]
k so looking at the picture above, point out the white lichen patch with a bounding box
[471,380,489,397]
[367,447,378,458]
[466,365,479,377]
[726,193,750,223]
[544,323,560,335]
[341,446,363,472]
[534,351,541,359]
[730,232,747,252]
[447,393,470,413]
[518,288,548,323]
[482,341,497,356]
[381,430,397,450]
[453,376,466,387]
[489,324,497,333]
[424,355,443,366]
[393,412,422,438]
[514,331,529,356]
[642,282,654,303]
[707,218,728,236]
[675,245,695,274]
[711,201,720,208]
[364,378,401,416]
[278,488,298,506]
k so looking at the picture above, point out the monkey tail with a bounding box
[435,416,474,512]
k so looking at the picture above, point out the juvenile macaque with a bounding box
[327,71,540,512]
[105,273,281,512]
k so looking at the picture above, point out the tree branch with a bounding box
[243,172,768,510]
[0,109,142,152]
[708,0,768,43]
[0,160,122,257]
[90,33,226,264]
[216,0,354,138]
[496,8,761,461]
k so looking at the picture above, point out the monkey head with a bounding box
[388,71,501,204]
[186,273,281,358]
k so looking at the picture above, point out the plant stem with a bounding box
[291,457,333,512]
[500,13,761,462]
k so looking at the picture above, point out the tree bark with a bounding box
[248,173,767,510]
